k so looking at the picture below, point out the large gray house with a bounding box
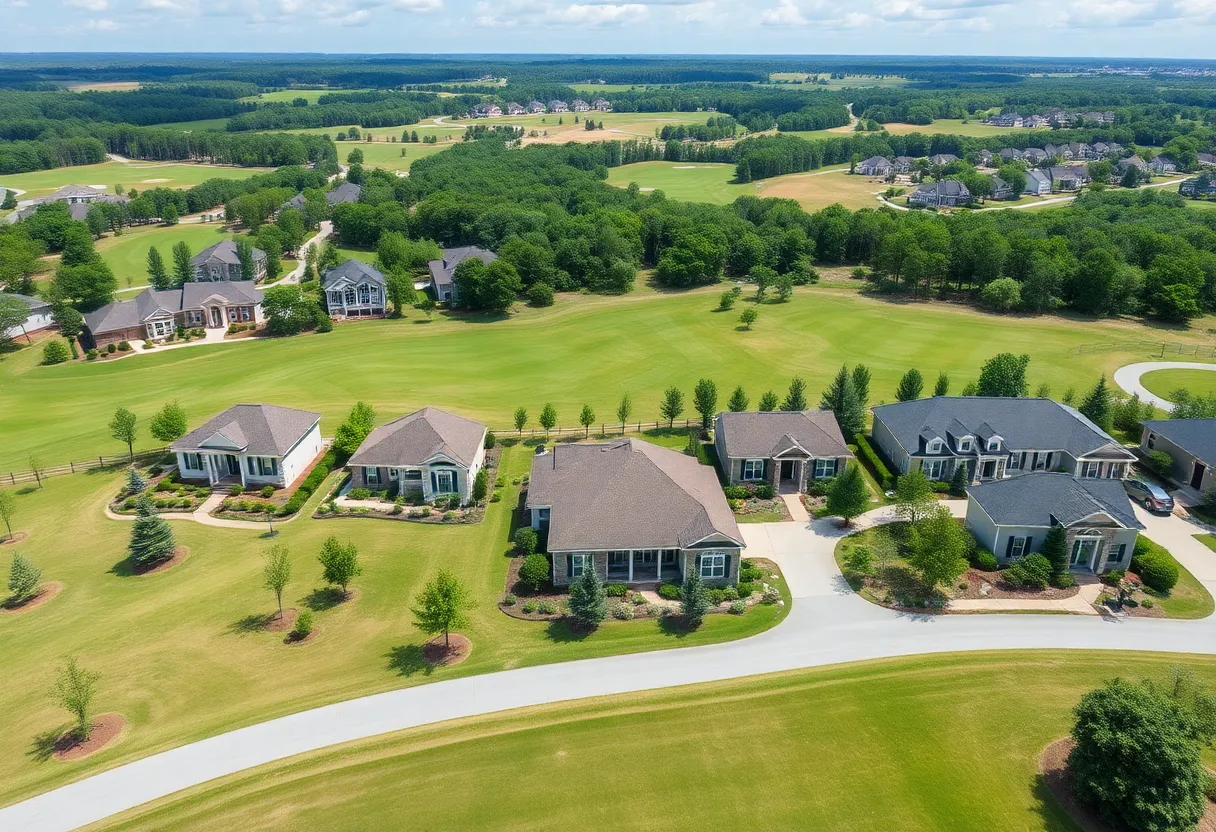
[427,246,497,304]
[191,241,267,283]
[714,410,853,493]
[322,260,386,319]
[82,282,263,350]
[908,179,972,207]
[526,438,744,587]
[1141,419,1215,494]
[871,397,1136,485]
[965,473,1143,574]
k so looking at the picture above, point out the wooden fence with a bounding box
[488,418,701,440]
[4,448,168,486]
[1069,340,1216,358]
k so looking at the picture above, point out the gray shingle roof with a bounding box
[1142,419,1216,468]
[347,407,487,469]
[83,282,262,336]
[527,438,743,552]
[1,293,50,313]
[326,183,362,205]
[967,473,1143,529]
[321,259,386,290]
[427,246,498,290]
[716,410,853,460]
[171,404,320,456]
[190,240,266,267]
[913,179,971,199]
[872,397,1133,459]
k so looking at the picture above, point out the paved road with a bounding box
[269,221,333,287]
[1114,360,1216,412]
[3,503,1215,831]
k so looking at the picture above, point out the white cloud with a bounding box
[86,17,119,28]
[392,0,442,10]
[279,0,304,12]
[759,0,806,24]
[138,0,192,10]
[338,7,371,22]
[548,2,648,24]
[65,0,107,9]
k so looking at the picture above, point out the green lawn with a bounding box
[1146,556,1215,619]
[0,162,264,202]
[242,89,372,105]
[1198,534,1216,552]
[94,651,1216,831]
[0,443,788,807]
[604,163,877,210]
[151,118,231,132]
[4,288,1216,471]
[95,224,239,288]
[343,141,453,172]
[1140,367,1216,399]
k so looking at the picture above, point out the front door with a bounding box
[981,460,997,479]
[210,307,223,327]
[225,454,240,476]
[1070,538,1099,570]
[1192,462,1207,490]
[780,460,795,480]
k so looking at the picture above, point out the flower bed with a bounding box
[210,448,334,521]
[723,483,789,523]
[109,466,207,515]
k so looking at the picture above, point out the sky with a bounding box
[4,0,1216,59]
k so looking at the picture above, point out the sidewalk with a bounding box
[779,493,810,524]
[947,576,1105,615]
[104,492,305,530]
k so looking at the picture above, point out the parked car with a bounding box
[1123,478,1174,512]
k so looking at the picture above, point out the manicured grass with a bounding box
[4,287,1216,471]
[94,224,238,288]
[344,141,452,172]
[1144,557,1215,619]
[93,651,1216,831]
[604,162,865,209]
[1197,534,1216,552]
[151,118,231,132]
[765,73,909,90]
[568,83,641,93]
[0,443,789,806]
[242,89,372,105]
[1140,367,1216,399]
[0,162,264,202]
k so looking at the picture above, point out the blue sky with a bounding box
[3,0,1216,58]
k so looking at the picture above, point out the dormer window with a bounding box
[987,439,1001,452]
[958,439,972,453]
[927,439,942,454]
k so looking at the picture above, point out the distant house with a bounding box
[570,98,590,112]
[1043,143,1065,160]
[526,438,745,587]
[714,410,853,493]
[347,407,488,506]
[592,98,611,112]
[427,246,498,304]
[965,473,1143,575]
[929,153,959,167]
[172,404,323,490]
[0,293,53,342]
[1149,155,1178,174]
[908,179,972,207]
[469,103,503,118]
[1023,115,1049,128]
[1022,148,1048,165]
[8,185,128,225]
[322,260,386,319]
[1197,153,1216,168]
[989,175,1014,200]
[281,193,307,213]
[326,183,362,206]
[528,100,547,114]
[1024,169,1053,196]
[998,148,1023,163]
[1117,155,1149,174]
[1082,111,1116,125]
[1049,165,1090,191]
[893,155,918,173]
[977,149,994,167]
[1180,174,1216,197]
[506,102,526,115]
[82,282,263,350]
[191,241,267,283]
[1141,419,1216,493]
[987,112,1023,128]
[1067,142,1094,161]
[857,155,894,176]
[548,100,569,113]
[44,184,107,205]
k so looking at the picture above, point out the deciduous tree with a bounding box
[0,489,16,540]
[149,401,187,443]
[616,394,632,430]
[318,536,362,596]
[976,352,1030,398]
[895,368,924,402]
[579,404,595,437]
[52,657,100,741]
[513,406,528,434]
[263,545,292,619]
[693,378,718,429]
[539,403,557,435]
[827,462,869,525]
[659,386,685,427]
[109,407,137,459]
[412,569,474,649]
[906,504,969,589]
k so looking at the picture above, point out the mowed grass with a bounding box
[0,162,264,202]
[1140,368,1216,399]
[605,162,875,209]
[342,140,452,172]
[0,445,788,807]
[95,651,1216,832]
[3,288,1215,471]
[95,224,238,288]
[241,89,372,104]
[151,118,231,132]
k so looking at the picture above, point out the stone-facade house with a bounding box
[172,404,323,489]
[322,259,386,319]
[191,241,267,283]
[82,282,263,349]
[714,410,854,493]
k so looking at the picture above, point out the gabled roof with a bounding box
[427,246,498,290]
[1142,419,1216,468]
[321,259,386,290]
[716,410,853,461]
[326,183,362,205]
[967,473,1143,529]
[527,438,743,552]
[1,292,50,313]
[190,240,266,267]
[914,179,971,198]
[170,404,321,456]
[860,155,892,167]
[347,407,487,469]
[929,153,959,164]
[83,282,262,335]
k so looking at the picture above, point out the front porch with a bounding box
[604,549,683,583]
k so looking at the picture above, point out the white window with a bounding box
[1009,536,1027,560]
[923,459,945,480]
[228,308,239,322]
[987,439,1000,452]
[240,307,251,322]
[1107,464,1126,479]
[183,453,202,471]
[1081,461,1100,479]
[388,468,399,481]
[927,440,942,453]
[257,457,278,476]
[1033,453,1047,471]
[434,470,455,493]
[813,458,836,478]
[958,439,971,452]
[147,319,173,338]
[345,287,357,306]
[1007,453,1021,471]
[403,469,423,481]
[700,553,726,579]
[358,284,371,305]
[742,460,764,481]
[1108,543,1127,564]
[366,466,380,484]
[571,553,591,578]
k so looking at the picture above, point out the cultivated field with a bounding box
[91,651,1216,831]
[1140,368,1216,399]
[66,82,142,92]
[0,162,266,202]
[605,162,877,210]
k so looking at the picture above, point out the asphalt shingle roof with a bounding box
[347,407,487,469]
[321,259,386,290]
[1143,419,1216,468]
[427,246,498,290]
[171,404,321,457]
[967,472,1143,529]
[326,183,362,205]
[716,410,853,460]
[83,282,263,336]
[190,240,266,267]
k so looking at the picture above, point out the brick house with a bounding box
[82,281,263,349]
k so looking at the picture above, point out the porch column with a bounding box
[238,456,246,488]
[656,553,662,582]
[628,551,634,582]
[206,455,218,485]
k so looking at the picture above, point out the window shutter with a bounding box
[1117,544,1126,562]
[1045,452,1053,469]
[1025,537,1033,553]
[722,552,733,582]
[566,555,573,579]
[430,471,437,492]
[694,554,702,576]
[1005,536,1015,558]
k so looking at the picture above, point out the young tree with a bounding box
[758,390,779,412]
[412,569,474,649]
[129,493,175,566]
[171,241,193,287]
[717,290,736,311]
[728,385,749,412]
[693,378,718,429]
[567,564,607,628]
[949,463,968,497]
[149,401,187,444]
[739,307,758,329]
[579,404,595,437]
[539,403,557,435]
[125,466,146,495]
[827,462,870,525]
[895,469,936,522]
[513,406,528,434]
[8,552,42,603]
[52,657,100,741]
[472,468,488,503]
[851,364,872,409]
[933,371,950,397]
[27,454,44,489]
[782,377,808,411]
[332,401,376,457]
[906,505,970,589]
[895,368,924,402]
[263,544,292,619]
[0,489,15,540]
[1079,375,1114,432]
[1037,524,1069,586]
[615,393,632,430]
[109,407,137,460]
[146,246,170,290]
[976,352,1030,398]
[659,386,685,427]
[318,536,362,596]
[681,569,710,627]
[162,202,179,226]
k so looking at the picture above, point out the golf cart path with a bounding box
[4,502,1216,831]
[1113,361,1216,412]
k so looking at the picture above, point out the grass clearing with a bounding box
[241,89,371,105]
[605,162,877,210]
[1140,368,1216,399]
[0,162,264,202]
[67,82,142,92]
[93,651,1216,831]
[150,118,231,132]
[94,224,239,287]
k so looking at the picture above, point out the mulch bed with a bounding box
[422,633,471,666]
[954,568,1082,601]
[1,581,63,614]
[53,714,126,761]
[131,546,189,576]
[285,627,319,646]
[0,531,30,546]
[1040,738,1216,831]
[263,608,298,633]
[732,497,791,520]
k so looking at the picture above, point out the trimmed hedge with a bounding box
[283,450,336,515]
[854,433,894,491]
[1131,537,1180,593]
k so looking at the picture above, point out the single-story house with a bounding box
[326,183,362,206]
[929,153,959,167]
[1,293,53,342]
[1198,153,1216,168]
[965,473,1143,574]
[1049,165,1090,191]
[82,281,263,350]
[908,179,972,207]
[548,100,569,113]
[998,148,1023,163]
[987,112,1023,128]
[893,155,918,173]
[857,156,893,176]
[593,98,611,112]
[191,241,267,283]
[1180,175,1216,198]
[527,438,745,587]
[1118,155,1149,174]
[714,409,854,493]
[347,407,488,506]
[506,102,526,116]
[1150,155,1178,174]
[1141,419,1216,494]
[171,403,323,489]
[427,245,497,304]
[528,100,547,114]
[469,103,503,118]
[322,259,386,318]
[1024,169,1052,195]
[871,397,1136,485]
[67,194,129,221]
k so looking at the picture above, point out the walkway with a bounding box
[1113,360,1216,412]
[4,502,1216,831]
[779,492,809,523]
[268,221,333,287]
[104,492,304,530]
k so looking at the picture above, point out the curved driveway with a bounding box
[3,504,1216,831]
[1114,361,1216,412]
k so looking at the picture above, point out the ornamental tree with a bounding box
[567,565,607,628]
[52,657,100,741]
[412,569,474,649]
[318,536,362,595]
[8,552,41,603]
[895,368,924,402]
[263,545,292,619]
[906,504,970,589]
[129,494,175,567]
[827,463,870,526]
[693,378,718,429]
[659,387,684,428]
[149,401,187,444]
[681,570,710,627]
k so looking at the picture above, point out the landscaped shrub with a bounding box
[349,487,372,500]
[853,433,894,491]
[657,582,682,600]
[177,498,192,508]
[739,566,765,582]
[442,510,458,521]
[260,485,274,498]
[502,593,517,606]
[631,593,647,605]
[514,527,538,555]
[1101,569,1127,587]
[484,430,496,449]
[1003,553,1053,590]
[1147,450,1175,476]
[736,581,756,598]
[723,485,750,500]
[806,479,830,497]
[605,583,627,597]
[971,548,999,572]
[86,348,98,360]
[708,588,727,605]
[537,600,557,615]
[723,585,739,601]
[229,484,244,496]
[41,340,70,365]
[522,601,537,614]
[762,585,781,604]
[527,281,555,307]
[729,600,747,614]
[117,341,131,351]
[519,553,550,590]
[611,603,634,620]
[281,492,308,515]
[106,342,117,354]
[1142,597,1155,609]
[490,493,502,502]
[293,609,314,639]
[1132,537,1180,593]
[755,484,775,500]
[122,498,136,510]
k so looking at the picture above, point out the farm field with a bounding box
[340,140,452,171]
[150,117,231,132]
[1140,368,1216,399]
[0,440,788,807]
[0,162,266,202]
[95,224,239,287]
[66,82,142,92]
[3,284,1215,471]
[241,88,371,104]
[93,651,1216,831]
[605,162,876,210]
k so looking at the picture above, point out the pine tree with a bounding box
[933,371,950,397]
[757,391,779,412]
[129,494,175,566]
[126,466,147,495]
[819,365,864,437]
[681,570,710,627]
[172,241,193,287]
[567,565,607,628]
[949,463,969,496]
[146,246,170,290]
[728,385,749,412]
[1042,524,1069,585]
[782,377,808,411]
[895,368,924,402]
[8,552,42,602]
[827,462,870,526]
[1079,375,1113,432]
[851,364,871,409]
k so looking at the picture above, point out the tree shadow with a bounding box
[384,644,434,677]
[543,617,591,643]
[108,558,136,578]
[302,587,346,612]
[16,486,38,495]
[227,612,275,635]
[658,615,698,638]
[27,728,62,763]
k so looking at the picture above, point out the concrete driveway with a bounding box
[1113,361,1216,412]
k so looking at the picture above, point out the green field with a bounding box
[1185,199,1216,211]
[1140,368,1216,399]
[94,651,1216,831]
[605,162,876,210]
[765,73,909,90]
[0,162,264,202]
[341,140,453,172]
[94,224,238,287]
[242,89,372,105]
[787,119,1037,141]
[4,286,1216,472]
[151,118,231,132]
